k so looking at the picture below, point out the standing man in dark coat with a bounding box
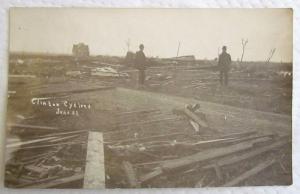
[135,44,147,86]
[218,46,231,86]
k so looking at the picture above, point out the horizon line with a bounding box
[9,51,293,64]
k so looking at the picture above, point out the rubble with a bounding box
[5,53,292,188]
[102,102,291,188]
[91,67,129,78]
[66,70,82,77]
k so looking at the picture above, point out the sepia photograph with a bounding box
[4,8,292,188]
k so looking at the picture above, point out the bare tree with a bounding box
[266,48,276,63]
[240,38,248,62]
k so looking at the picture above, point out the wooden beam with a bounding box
[8,123,60,131]
[122,161,141,188]
[189,120,200,132]
[6,136,58,149]
[161,137,269,170]
[140,168,163,183]
[140,137,270,182]
[17,141,85,150]
[23,174,84,188]
[48,135,80,143]
[105,132,187,144]
[83,132,105,189]
[222,159,275,187]
[36,130,87,139]
[203,138,289,169]
[183,108,208,128]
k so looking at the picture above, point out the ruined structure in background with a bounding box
[72,43,90,59]
[124,51,135,65]
[171,55,196,62]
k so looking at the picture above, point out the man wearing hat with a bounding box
[218,46,232,86]
[135,44,147,87]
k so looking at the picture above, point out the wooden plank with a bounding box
[203,137,289,169]
[17,141,85,150]
[8,123,60,131]
[23,174,84,188]
[222,159,275,187]
[36,130,87,139]
[161,137,269,169]
[189,120,200,132]
[140,137,269,182]
[140,168,163,183]
[24,165,46,174]
[6,136,58,148]
[122,161,141,188]
[48,135,80,143]
[105,132,187,144]
[9,74,36,79]
[183,108,208,128]
[134,136,272,167]
[109,136,243,152]
[83,132,105,189]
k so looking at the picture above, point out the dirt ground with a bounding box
[4,55,292,188]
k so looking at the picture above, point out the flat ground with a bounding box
[4,55,292,188]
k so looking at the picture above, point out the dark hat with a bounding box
[222,46,227,50]
[139,44,144,49]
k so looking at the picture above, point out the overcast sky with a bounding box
[10,8,292,62]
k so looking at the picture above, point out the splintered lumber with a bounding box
[6,136,58,149]
[8,123,60,131]
[36,129,87,139]
[140,168,163,183]
[24,165,46,174]
[17,141,85,150]
[222,159,275,187]
[83,132,105,189]
[161,137,270,170]
[189,120,200,132]
[48,135,80,143]
[23,174,84,188]
[122,161,141,188]
[109,136,243,153]
[183,108,208,128]
[140,137,270,182]
[9,74,36,79]
[203,137,290,169]
[21,151,57,163]
[105,132,187,144]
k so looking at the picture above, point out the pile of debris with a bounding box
[5,77,113,188]
[91,67,129,78]
[104,103,291,188]
[5,128,88,188]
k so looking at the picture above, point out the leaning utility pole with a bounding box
[240,38,248,62]
[176,42,181,57]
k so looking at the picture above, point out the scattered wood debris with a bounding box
[5,55,292,189]
[103,103,291,188]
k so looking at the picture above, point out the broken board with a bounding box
[83,131,105,188]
